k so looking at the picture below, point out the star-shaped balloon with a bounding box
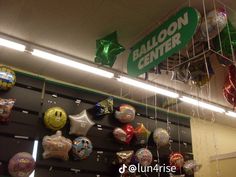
[134,123,151,145]
[42,131,72,161]
[95,31,125,67]
[69,110,95,136]
[95,97,113,117]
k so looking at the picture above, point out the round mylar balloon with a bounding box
[44,107,67,131]
[169,152,184,170]
[72,137,93,160]
[8,152,35,177]
[115,104,136,123]
[135,148,153,166]
[183,160,202,175]
[153,128,170,147]
[200,9,227,41]
[0,66,16,90]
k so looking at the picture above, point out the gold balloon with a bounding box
[44,107,67,131]
[42,131,72,161]
[134,123,151,145]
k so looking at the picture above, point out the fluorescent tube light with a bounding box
[180,96,225,113]
[0,38,25,51]
[32,140,39,161]
[31,49,114,78]
[29,140,38,177]
[226,111,236,118]
[117,76,179,98]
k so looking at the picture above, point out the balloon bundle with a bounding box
[223,65,236,108]
[172,58,214,87]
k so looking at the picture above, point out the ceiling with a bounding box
[0,0,236,126]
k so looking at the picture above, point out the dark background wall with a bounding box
[0,72,193,177]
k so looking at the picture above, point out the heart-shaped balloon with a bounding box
[113,124,134,144]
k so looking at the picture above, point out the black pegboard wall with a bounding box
[0,72,193,177]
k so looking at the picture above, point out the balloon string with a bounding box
[156,149,161,177]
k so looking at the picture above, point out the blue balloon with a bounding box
[72,137,93,160]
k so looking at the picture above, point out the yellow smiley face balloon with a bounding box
[44,107,67,131]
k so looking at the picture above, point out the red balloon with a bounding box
[229,65,236,89]
[113,124,134,144]
[224,77,236,95]
[123,124,134,144]
[223,65,236,107]
[169,152,184,170]
[223,89,236,107]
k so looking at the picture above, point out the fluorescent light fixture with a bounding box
[30,140,38,177]
[31,49,114,78]
[117,76,179,98]
[226,111,236,118]
[180,96,225,113]
[32,140,39,161]
[0,38,25,51]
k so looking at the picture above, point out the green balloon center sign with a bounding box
[127,7,200,77]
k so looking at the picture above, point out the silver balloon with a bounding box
[69,110,95,136]
[183,160,202,175]
[200,9,227,41]
[153,128,170,147]
[135,148,153,166]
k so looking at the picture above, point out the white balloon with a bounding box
[153,128,170,147]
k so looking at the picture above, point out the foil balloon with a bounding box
[72,137,93,160]
[95,31,125,67]
[42,131,72,160]
[0,98,15,123]
[183,160,202,175]
[189,58,214,87]
[115,104,136,123]
[134,123,151,145]
[0,66,16,90]
[44,107,67,131]
[213,21,236,56]
[229,65,236,88]
[69,110,95,136]
[223,65,236,107]
[223,89,236,107]
[95,97,113,117]
[116,150,134,165]
[8,152,35,177]
[169,152,185,170]
[113,124,134,144]
[171,63,191,83]
[153,128,170,147]
[200,9,227,41]
[135,148,153,166]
